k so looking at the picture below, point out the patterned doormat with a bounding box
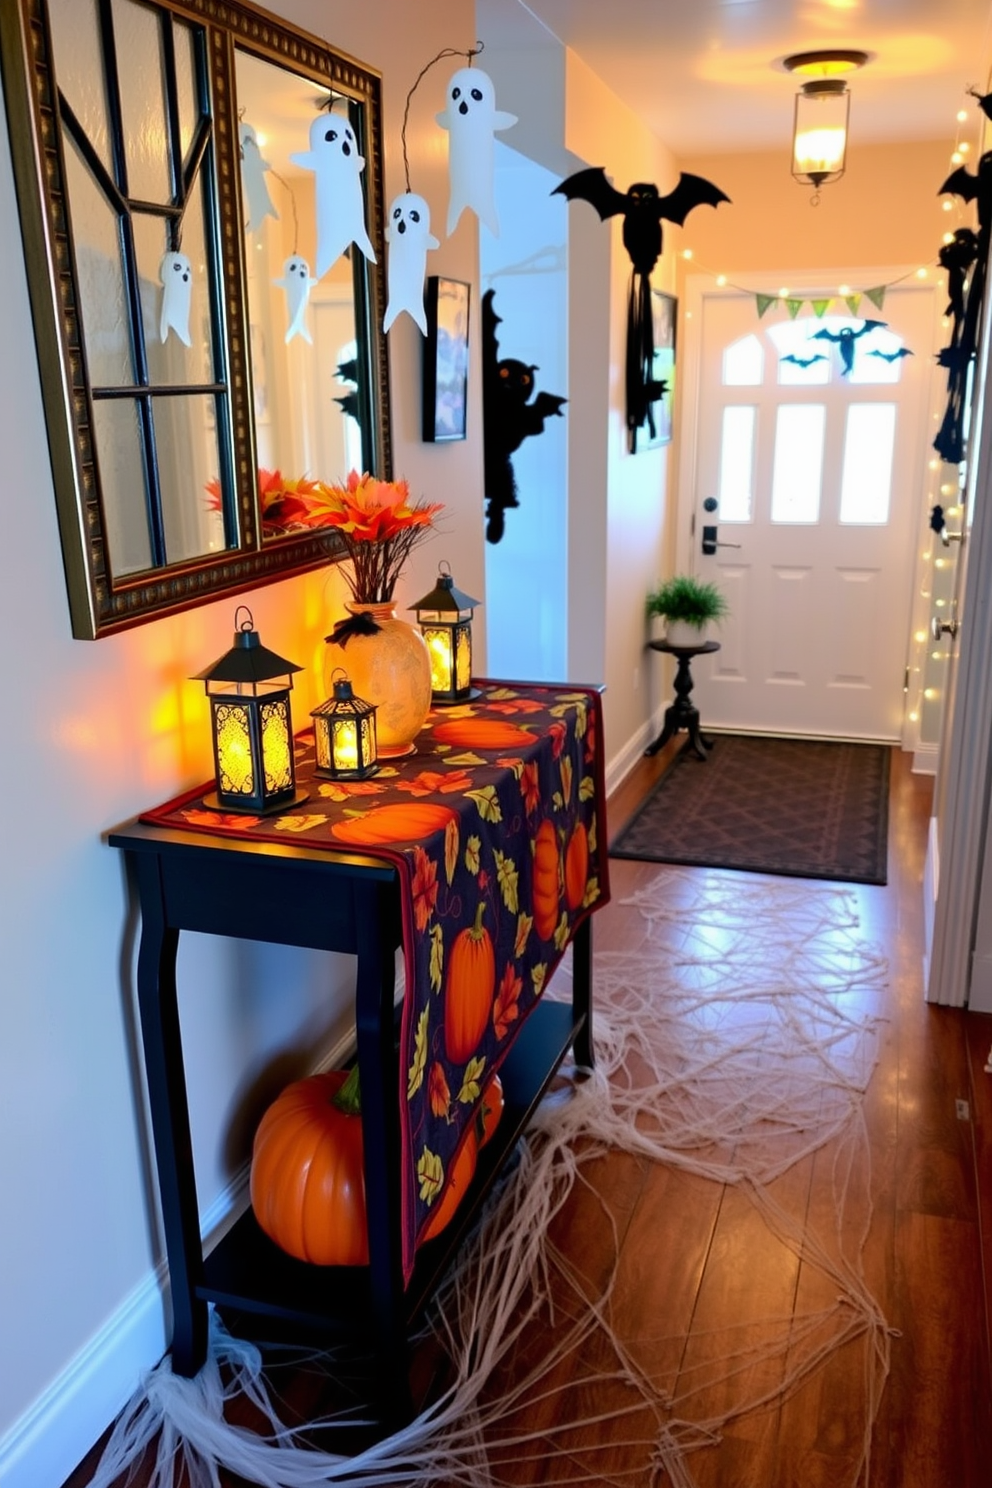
[610,733,891,884]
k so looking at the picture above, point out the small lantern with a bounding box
[410,562,481,705]
[193,606,308,814]
[784,50,867,193]
[311,670,379,780]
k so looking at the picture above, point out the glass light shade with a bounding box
[194,607,307,814]
[311,678,379,780]
[410,566,481,705]
[792,81,849,187]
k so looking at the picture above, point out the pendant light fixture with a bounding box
[784,50,868,196]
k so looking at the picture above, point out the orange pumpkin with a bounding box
[330,801,457,846]
[432,718,533,750]
[533,818,560,940]
[445,902,496,1063]
[477,1073,504,1148]
[564,821,589,911]
[250,1067,368,1266]
[422,1128,478,1242]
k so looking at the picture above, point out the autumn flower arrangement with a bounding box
[206,469,443,602]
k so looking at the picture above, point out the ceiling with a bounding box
[490,0,992,157]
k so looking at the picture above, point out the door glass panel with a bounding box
[112,0,171,203]
[840,404,897,524]
[849,325,908,384]
[719,405,756,521]
[154,395,227,562]
[768,317,831,385]
[723,334,763,386]
[771,405,825,523]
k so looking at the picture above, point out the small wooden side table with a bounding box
[644,639,721,761]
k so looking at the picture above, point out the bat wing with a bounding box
[811,329,839,343]
[854,319,887,338]
[940,166,979,202]
[656,172,730,226]
[553,167,629,221]
[531,392,567,420]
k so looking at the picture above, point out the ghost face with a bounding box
[290,110,376,277]
[384,192,439,334]
[436,67,516,237]
[273,254,318,344]
[159,251,192,346]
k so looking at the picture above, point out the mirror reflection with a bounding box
[1,0,390,637]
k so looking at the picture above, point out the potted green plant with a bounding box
[646,574,728,647]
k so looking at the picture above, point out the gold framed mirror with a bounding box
[0,0,391,638]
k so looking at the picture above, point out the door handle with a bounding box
[940,528,963,546]
[931,616,960,640]
[701,523,742,555]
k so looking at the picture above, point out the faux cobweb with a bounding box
[85,870,890,1488]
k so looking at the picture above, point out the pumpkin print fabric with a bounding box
[141,683,609,1282]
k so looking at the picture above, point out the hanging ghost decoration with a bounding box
[436,67,516,236]
[811,319,887,376]
[291,106,376,278]
[482,289,566,544]
[934,152,992,462]
[238,122,278,234]
[384,192,439,333]
[159,251,192,346]
[554,167,728,451]
[273,255,318,343]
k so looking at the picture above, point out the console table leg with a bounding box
[571,916,594,1069]
[353,878,412,1428]
[133,855,209,1377]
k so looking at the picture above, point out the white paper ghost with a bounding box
[159,251,192,346]
[239,121,279,234]
[273,254,318,343]
[383,192,439,334]
[436,67,516,237]
[290,109,376,278]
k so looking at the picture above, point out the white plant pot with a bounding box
[665,619,709,648]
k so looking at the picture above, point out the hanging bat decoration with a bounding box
[273,255,318,343]
[553,167,728,451]
[780,352,827,368]
[482,288,566,544]
[811,319,887,375]
[868,347,914,364]
[159,250,193,346]
[939,228,979,332]
[291,105,376,278]
[934,152,992,463]
[383,192,439,334]
[436,67,516,236]
[239,121,279,234]
[333,357,360,425]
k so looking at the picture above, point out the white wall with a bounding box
[0,4,482,1486]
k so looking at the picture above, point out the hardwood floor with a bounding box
[64,743,992,1487]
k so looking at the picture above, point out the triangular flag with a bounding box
[845,293,862,315]
[812,299,832,318]
[865,285,886,310]
[756,293,776,318]
[786,298,803,319]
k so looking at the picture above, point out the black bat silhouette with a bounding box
[935,154,992,461]
[811,320,887,375]
[868,348,913,363]
[482,289,566,545]
[553,166,728,449]
[780,352,827,368]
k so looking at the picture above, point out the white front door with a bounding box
[683,282,939,740]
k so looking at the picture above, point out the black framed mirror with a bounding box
[0,0,391,638]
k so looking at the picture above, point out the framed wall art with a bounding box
[633,288,677,452]
[422,277,470,442]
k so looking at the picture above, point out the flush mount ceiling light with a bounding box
[784,49,869,196]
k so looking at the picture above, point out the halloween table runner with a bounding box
[140,681,610,1282]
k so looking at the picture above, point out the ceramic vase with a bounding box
[665,619,708,648]
[323,601,432,757]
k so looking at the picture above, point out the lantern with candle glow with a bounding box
[194,607,308,814]
[410,563,481,704]
[311,671,379,779]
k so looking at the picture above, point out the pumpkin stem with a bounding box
[471,900,487,937]
[332,1063,362,1116]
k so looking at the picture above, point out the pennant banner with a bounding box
[865,285,887,310]
[756,293,777,319]
[786,298,803,319]
[845,294,862,316]
[811,299,832,318]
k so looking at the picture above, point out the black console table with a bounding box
[644,638,721,761]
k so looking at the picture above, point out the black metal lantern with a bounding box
[410,562,481,704]
[784,50,867,193]
[311,671,379,780]
[193,606,308,814]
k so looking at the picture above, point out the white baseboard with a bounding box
[605,705,666,798]
[0,1019,368,1488]
[912,741,939,775]
[923,814,938,994]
